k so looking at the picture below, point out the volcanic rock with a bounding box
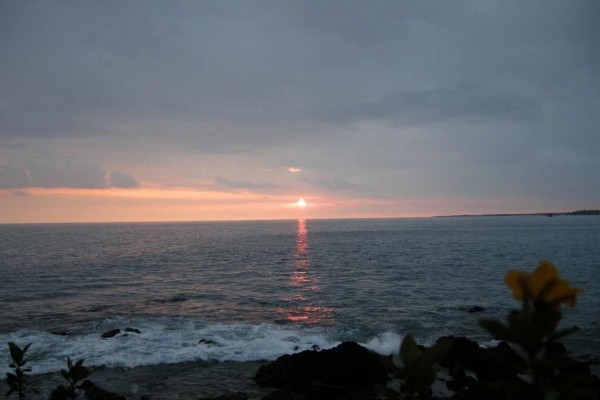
[80,380,127,400]
[255,341,391,398]
[101,329,121,339]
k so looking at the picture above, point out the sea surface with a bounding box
[1,216,599,377]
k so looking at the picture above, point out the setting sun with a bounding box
[295,198,307,208]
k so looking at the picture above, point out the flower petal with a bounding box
[529,260,559,298]
[546,279,582,307]
[505,270,527,300]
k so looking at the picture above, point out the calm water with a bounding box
[0,216,599,373]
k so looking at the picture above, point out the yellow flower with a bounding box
[504,261,581,307]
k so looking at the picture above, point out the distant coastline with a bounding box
[436,209,600,218]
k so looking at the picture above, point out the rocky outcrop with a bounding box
[80,380,127,400]
[255,341,393,399]
[51,381,127,400]
[437,335,522,395]
[49,385,70,400]
[254,336,600,400]
[101,329,121,339]
[198,338,221,346]
[467,306,485,313]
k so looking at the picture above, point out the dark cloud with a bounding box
[27,161,106,189]
[215,177,283,190]
[0,165,29,188]
[304,177,360,192]
[0,1,598,208]
[108,171,140,189]
[0,161,139,190]
[320,85,539,125]
[1,2,596,140]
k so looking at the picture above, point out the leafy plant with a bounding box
[479,261,597,399]
[59,357,91,399]
[392,334,453,399]
[5,342,37,399]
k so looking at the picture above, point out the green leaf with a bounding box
[69,365,90,383]
[21,343,31,355]
[75,359,84,368]
[7,342,23,364]
[67,356,73,369]
[400,334,421,367]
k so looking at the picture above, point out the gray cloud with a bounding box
[0,165,29,189]
[303,177,360,192]
[108,171,140,189]
[27,161,106,189]
[0,142,26,150]
[215,177,283,191]
[0,161,140,190]
[321,85,539,125]
[0,1,598,209]
[1,2,596,137]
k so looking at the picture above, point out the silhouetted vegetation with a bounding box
[476,261,596,399]
[392,334,453,399]
[54,357,91,399]
[5,343,37,399]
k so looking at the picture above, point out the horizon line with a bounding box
[2,209,598,226]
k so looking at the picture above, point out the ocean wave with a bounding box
[0,321,416,374]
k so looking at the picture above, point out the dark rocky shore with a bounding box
[30,337,599,400]
[32,360,271,400]
[253,339,599,400]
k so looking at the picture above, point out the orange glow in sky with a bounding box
[0,185,546,224]
[0,186,324,223]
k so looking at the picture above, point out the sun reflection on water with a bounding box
[276,219,333,324]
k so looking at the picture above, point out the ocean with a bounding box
[0,216,599,397]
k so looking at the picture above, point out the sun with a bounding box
[294,198,307,208]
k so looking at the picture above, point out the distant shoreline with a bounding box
[436,209,600,218]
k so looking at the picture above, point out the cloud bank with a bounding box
[0,1,598,220]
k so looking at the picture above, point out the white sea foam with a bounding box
[1,321,458,374]
[360,331,403,355]
[0,323,337,374]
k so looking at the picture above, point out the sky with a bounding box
[1,1,599,223]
